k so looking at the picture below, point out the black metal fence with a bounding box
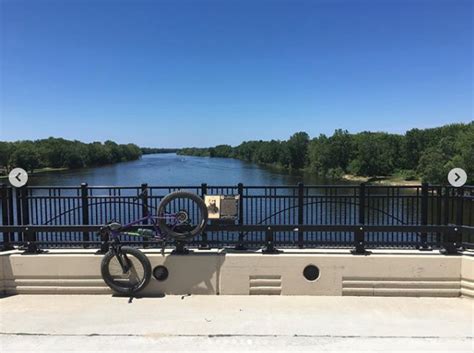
[1,183,473,253]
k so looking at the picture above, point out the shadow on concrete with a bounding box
[139,250,226,296]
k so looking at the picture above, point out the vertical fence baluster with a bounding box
[15,188,22,244]
[456,186,464,246]
[436,186,442,247]
[20,186,39,253]
[1,184,13,250]
[141,183,149,248]
[8,187,14,244]
[199,183,210,249]
[352,183,366,254]
[236,183,246,250]
[419,182,429,250]
[81,183,90,248]
[297,182,304,248]
[444,186,450,226]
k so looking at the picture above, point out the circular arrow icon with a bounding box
[448,168,467,187]
[8,168,29,188]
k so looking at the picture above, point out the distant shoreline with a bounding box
[341,174,421,186]
[0,167,69,179]
[0,154,423,186]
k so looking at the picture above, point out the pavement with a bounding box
[0,295,472,352]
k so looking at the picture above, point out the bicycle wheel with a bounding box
[101,246,152,295]
[157,190,208,241]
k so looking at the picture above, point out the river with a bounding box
[28,153,352,187]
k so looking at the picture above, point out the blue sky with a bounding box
[1,0,472,147]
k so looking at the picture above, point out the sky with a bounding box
[0,0,472,147]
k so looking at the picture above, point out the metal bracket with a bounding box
[172,241,190,255]
[262,227,280,254]
[440,228,461,255]
[351,227,370,255]
[22,242,46,255]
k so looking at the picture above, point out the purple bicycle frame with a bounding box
[109,213,180,241]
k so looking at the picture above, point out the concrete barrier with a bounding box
[0,248,472,297]
[461,255,474,298]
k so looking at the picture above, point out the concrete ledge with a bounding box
[0,249,473,297]
[342,278,461,297]
[461,255,474,298]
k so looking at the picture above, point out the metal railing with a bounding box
[1,183,473,254]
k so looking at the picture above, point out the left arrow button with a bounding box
[8,168,28,187]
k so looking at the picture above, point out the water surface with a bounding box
[29,153,351,187]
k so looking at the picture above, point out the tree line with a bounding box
[178,122,474,184]
[0,138,142,173]
[141,147,179,154]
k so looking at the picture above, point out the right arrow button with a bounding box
[448,168,467,187]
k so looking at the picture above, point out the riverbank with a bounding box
[342,174,422,186]
[0,167,69,179]
[177,152,423,186]
[1,166,421,186]
[5,153,428,187]
[268,165,422,186]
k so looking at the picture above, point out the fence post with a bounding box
[456,186,464,246]
[1,184,13,251]
[443,186,450,225]
[263,226,278,254]
[8,187,14,243]
[19,186,30,224]
[352,183,367,254]
[199,183,210,249]
[441,227,460,255]
[141,183,149,248]
[81,183,90,248]
[235,183,246,250]
[14,188,21,243]
[297,182,304,248]
[419,182,430,250]
[19,187,40,254]
[436,186,442,245]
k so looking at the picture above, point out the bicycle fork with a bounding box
[113,247,132,274]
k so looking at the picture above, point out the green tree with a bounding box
[327,129,353,171]
[63,150,85,169]
[455,125,474,183]
[349,133,396,176]
[308,134,330,173]
[9,144,40,173]
[417,147,450,184]
[177,121,474,182]
[209,145,233,158]
[287,132,309,169]
[0,142,12,172]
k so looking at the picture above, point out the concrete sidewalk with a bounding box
[0,295,472,352]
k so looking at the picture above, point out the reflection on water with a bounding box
[29,153,354,187]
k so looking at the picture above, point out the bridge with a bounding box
[1,183,473,351]
[0,183,473,297]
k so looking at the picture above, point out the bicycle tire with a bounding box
[101,246,151,295]
[157,190,208,241]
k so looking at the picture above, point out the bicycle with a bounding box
[98,190,208,295]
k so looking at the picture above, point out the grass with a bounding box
[0,167,69,179]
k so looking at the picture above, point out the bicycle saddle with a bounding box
[108,222,122,231]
